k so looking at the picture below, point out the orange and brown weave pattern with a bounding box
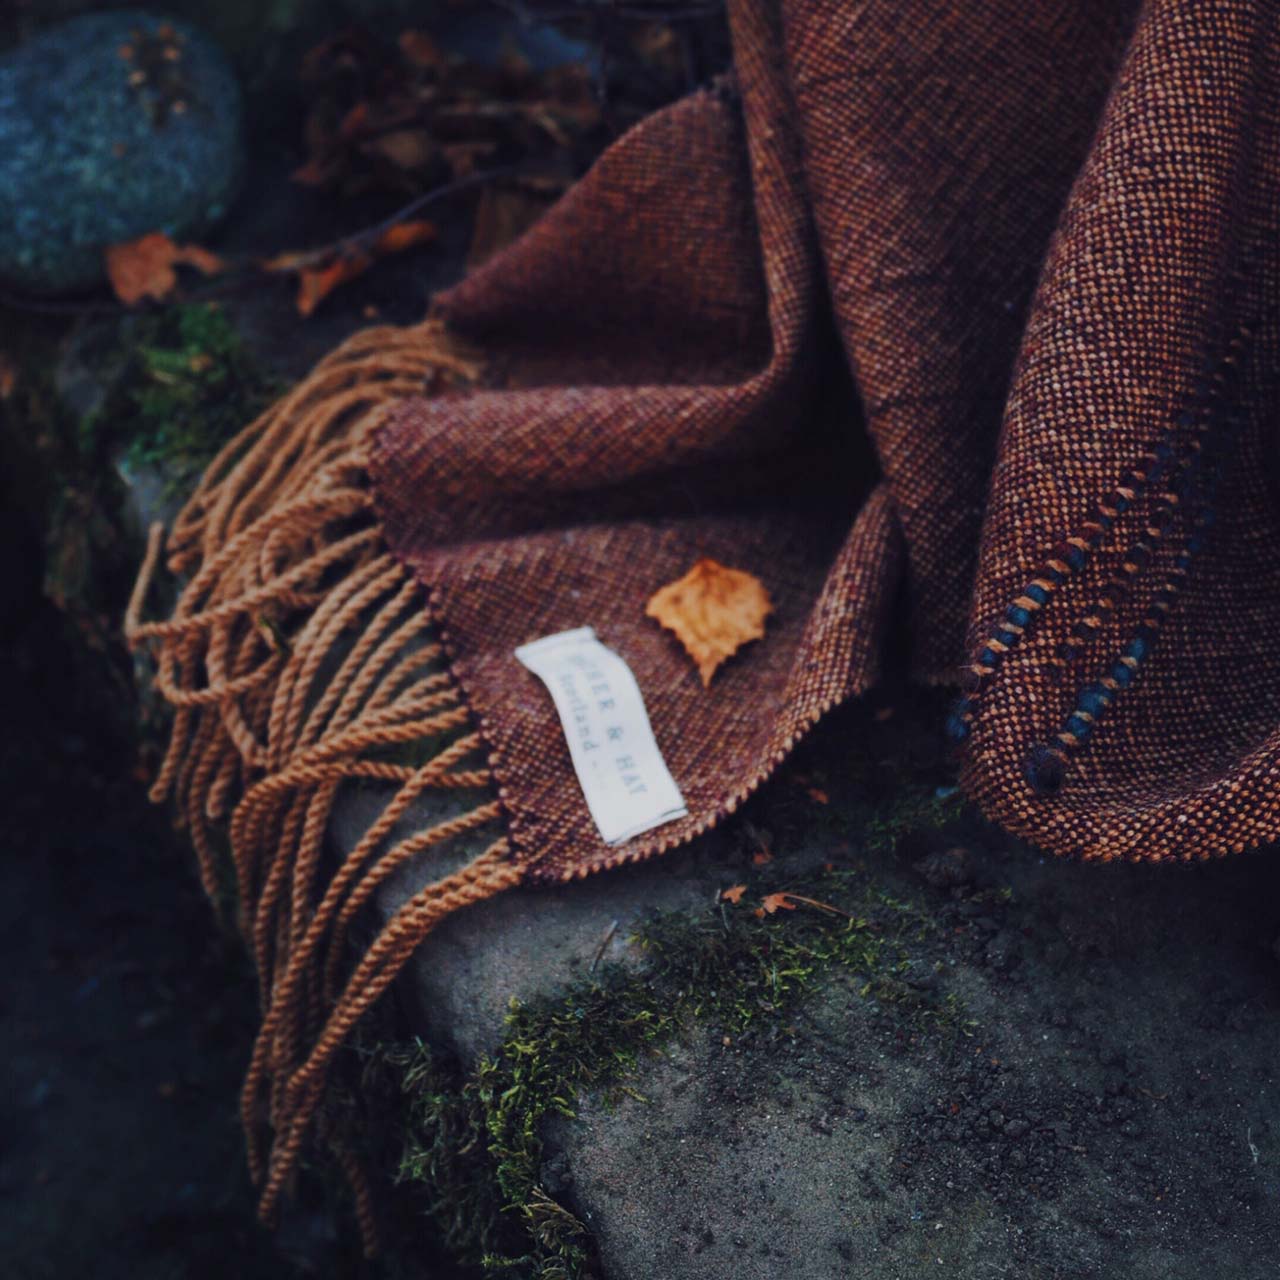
[129,0,1280,1247]
[377,0,1279,869]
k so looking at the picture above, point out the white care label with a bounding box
[514,626,688,845]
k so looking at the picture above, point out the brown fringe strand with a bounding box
[125,320,521,1256]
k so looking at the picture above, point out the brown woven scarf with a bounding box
[126,0,1280,1249]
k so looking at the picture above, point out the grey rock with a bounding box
[346,782,829,1065]
[543,1032,964,1280]
[0,12,243,293]
[347,703,1280,1279]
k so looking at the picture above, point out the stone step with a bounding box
[352,701,1280,1279]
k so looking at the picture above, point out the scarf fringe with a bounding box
[125,319,519,1256]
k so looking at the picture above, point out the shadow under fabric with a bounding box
[125,0,1280,1251]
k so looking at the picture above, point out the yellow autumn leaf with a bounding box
[645,558,772,687]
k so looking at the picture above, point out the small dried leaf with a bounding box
[646,558,772,687]
[262,218,435,318]
[104,232,224,305]
[756,890,849,918]
[260,247,326,274]
[363,128,436,170]
[294,253,372,318]
[720,884,747,905]
[371,220,437,254]
[759,892,798,915]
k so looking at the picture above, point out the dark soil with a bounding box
[0,597,322,1280]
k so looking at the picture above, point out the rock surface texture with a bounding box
[357,700,1280,1279]
[0,11,243,293]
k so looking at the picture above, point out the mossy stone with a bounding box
[0,11,244,294]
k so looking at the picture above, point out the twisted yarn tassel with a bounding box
[126,319,521,1255]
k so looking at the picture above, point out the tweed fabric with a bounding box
[371,0,1280,876]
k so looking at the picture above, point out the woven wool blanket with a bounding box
[127,0,1280,1248]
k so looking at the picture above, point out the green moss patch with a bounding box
[87,302,279,490]
[379,782,967,1280]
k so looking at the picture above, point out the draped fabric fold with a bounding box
[128,0,1280,1246]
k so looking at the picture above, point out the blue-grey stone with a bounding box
[0,11,243,294]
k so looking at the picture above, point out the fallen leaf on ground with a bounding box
[259,247,324,273]
[293,26,601,198]
[261,220,436,317]
[104,232,225,305]
[371,220,437,254]
[363,128,436,171]
[757,891,852,919]
[646,558,772,687]
[759,892,798,915]
[0,352,17,399]
[293,253,373,317]
[720,884,747,905]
